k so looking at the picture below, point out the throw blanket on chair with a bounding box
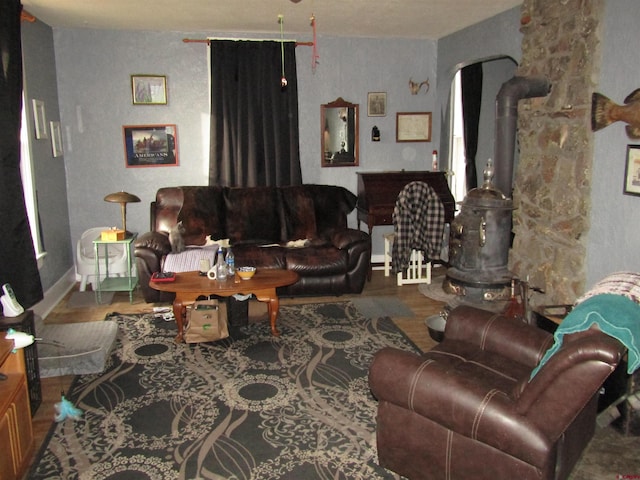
[391,181,445,275]
[530,275,640,380]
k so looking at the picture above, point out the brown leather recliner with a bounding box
[368,305,625,480]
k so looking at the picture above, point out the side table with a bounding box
[93,233,138,303]
[0,310,41,414]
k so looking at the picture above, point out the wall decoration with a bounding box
[396,112,432,142]
[623,144,640,196]
[32,99,48,139]
[592,90,640,139]
[131,75,167,105]
[367,92,386,117]
[408,78,430,95]
[123,124,178,168]
[50,121,63,157]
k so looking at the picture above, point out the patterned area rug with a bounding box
[30,302,418,479]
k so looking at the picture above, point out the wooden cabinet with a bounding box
[0,337,34,480]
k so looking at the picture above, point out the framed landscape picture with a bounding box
[131,75,167,105]
[122,124,178,168]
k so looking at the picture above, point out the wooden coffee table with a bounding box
[150,269,299,342]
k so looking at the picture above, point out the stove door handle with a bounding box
[479,217,486,247]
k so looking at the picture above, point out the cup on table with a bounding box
[199,258,211,276]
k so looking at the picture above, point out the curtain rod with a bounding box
[182,38,313,47]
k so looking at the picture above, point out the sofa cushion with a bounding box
[233,244,286,269]
[179,187,226,245]
[224,187,282,245]
[279,186,317,241]
[304,184,357,237]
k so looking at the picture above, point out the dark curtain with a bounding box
[461,63,483,191]
[209,40,302,187]
[0,1,43,309]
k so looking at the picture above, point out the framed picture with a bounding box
[50,121,63,157]
[367,92,387,117]
[32,99,48,139]
[396,112,432,142]
[123,124,178,168]
[131,75,167,105]
[623,144,640,196]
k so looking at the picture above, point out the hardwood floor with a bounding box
[28,267,447,467]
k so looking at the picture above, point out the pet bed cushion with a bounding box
[35,315,118,378]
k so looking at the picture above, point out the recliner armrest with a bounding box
[134,231,171,257]
[445,305,553,368]
[369,347,551,468]
[330,228,369,249]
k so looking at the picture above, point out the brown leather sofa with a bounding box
[134,185,371,302]
[368,305,625,480]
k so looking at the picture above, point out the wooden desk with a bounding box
[356,171,456,236]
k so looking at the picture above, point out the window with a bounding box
[449,70,467,202]
[20,95,46,266]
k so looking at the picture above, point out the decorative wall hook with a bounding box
[409,78,430,95]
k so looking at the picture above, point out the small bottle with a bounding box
[225,247,235,275]
[432,150,438,171]
[215,247,228,282]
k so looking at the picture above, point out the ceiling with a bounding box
[21,0,522,40]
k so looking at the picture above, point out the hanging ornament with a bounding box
[278,14,288,89]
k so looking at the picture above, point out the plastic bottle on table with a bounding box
[225,247,235,275]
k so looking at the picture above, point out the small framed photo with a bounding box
[123,124,178,168]
[131,75,167,105]
[50,121,63,157]
[367,92,387,117]
[396,112,432,142]
[32,99,48,139]
[623,144,640,196]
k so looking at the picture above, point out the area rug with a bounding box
[67,290,114,308]
[30,302,419,479]
[351,296,414,318]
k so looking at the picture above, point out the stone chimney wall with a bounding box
[509,0,603,306]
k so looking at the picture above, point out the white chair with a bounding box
[76,227,128,291]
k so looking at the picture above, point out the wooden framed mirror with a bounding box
[321,97,359,167]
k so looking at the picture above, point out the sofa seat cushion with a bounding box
[224,187,282,245]
[233,244,286,269]
[285,246,347,275]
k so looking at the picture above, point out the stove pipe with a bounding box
[493,76,551,197]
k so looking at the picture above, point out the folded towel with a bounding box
[530,293,640,379]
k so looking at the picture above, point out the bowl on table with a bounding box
[237,266,257,280]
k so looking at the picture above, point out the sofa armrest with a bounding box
[330,228,369,249]
[135,231,172,256]
[445,305,553,368]
[369,347,551,468]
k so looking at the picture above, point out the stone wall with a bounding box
[509,0,604,306]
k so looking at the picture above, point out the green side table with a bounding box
[93,233,138,303]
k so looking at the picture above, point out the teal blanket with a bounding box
[530,294,640,379]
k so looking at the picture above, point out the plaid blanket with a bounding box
[391,181,445,274]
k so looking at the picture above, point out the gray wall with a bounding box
[22,20,72,292]
[587,0,640,286]
[53,30,437,259]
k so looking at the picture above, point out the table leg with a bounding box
[255,289,281,336]
[173,297,186,343]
